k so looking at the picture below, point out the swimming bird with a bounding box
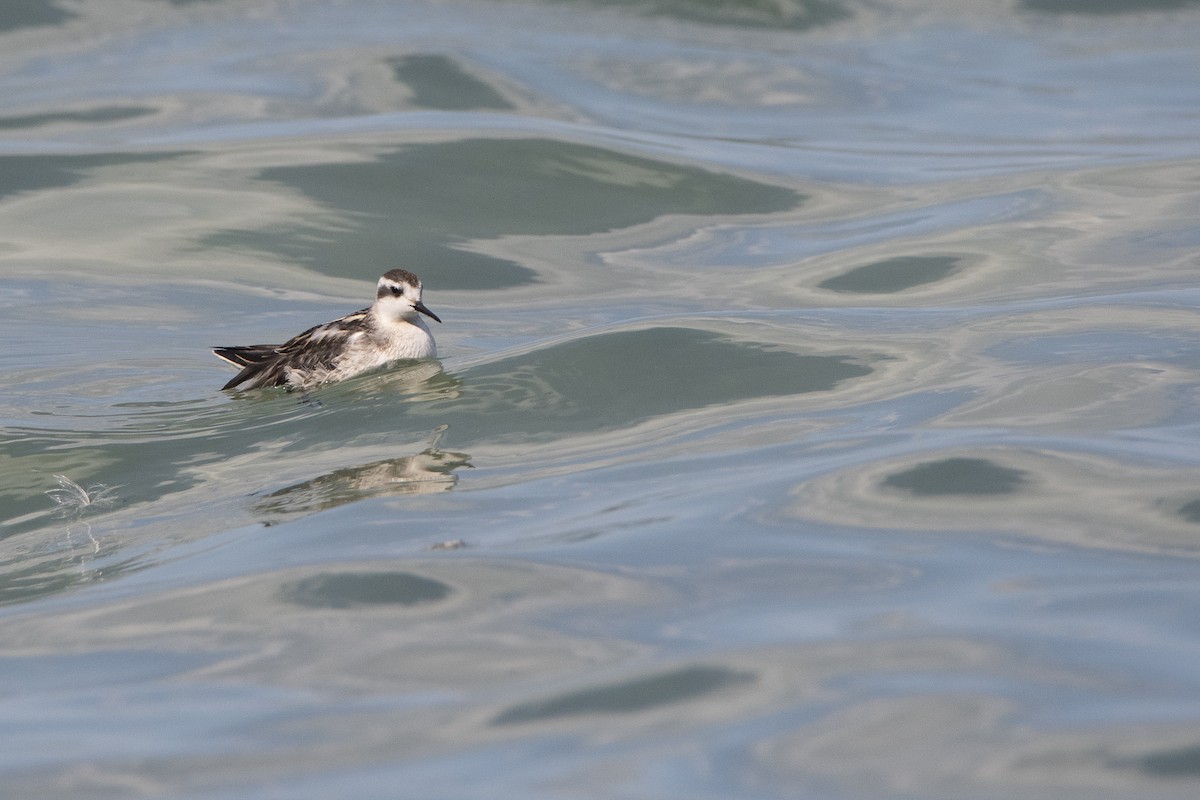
[213,269,440,391]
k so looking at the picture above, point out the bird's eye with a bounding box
[391,285,403,296]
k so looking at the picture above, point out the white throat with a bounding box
[370,302,436,359]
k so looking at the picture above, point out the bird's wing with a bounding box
[213,308,372,390]
[274,309,370,359]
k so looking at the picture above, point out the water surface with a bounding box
[3,0,1200,797]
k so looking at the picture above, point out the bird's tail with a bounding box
[213,345,284,390]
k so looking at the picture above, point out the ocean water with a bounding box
[2,0,1200,796]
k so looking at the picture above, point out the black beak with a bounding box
[415,300,441,323]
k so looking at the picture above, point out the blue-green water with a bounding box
[3,0,1200,797]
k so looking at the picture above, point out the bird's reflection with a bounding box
[254,426,471,518]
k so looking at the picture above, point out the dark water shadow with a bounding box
[1021,0,1200,13]
[819,255,963,294]
[420,327,873,437]
[883,458,1028,496]
[204,138,802,289]
[0,106,155,130]
[0,0,75,32]
[278,571,452,609]
[389,54,514,111]
[1178,498,1200,524]
[1109,743,1200,777]
[493,665,754,724]
[0,151,191,201]
[555,0,850,30]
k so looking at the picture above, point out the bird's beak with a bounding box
[415,301,441,323]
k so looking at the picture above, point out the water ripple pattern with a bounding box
[2,0,1200,798]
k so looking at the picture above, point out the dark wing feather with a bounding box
[212,345,281,368]
[214,308,371,390]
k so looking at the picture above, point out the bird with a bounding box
[213,269,441,391]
